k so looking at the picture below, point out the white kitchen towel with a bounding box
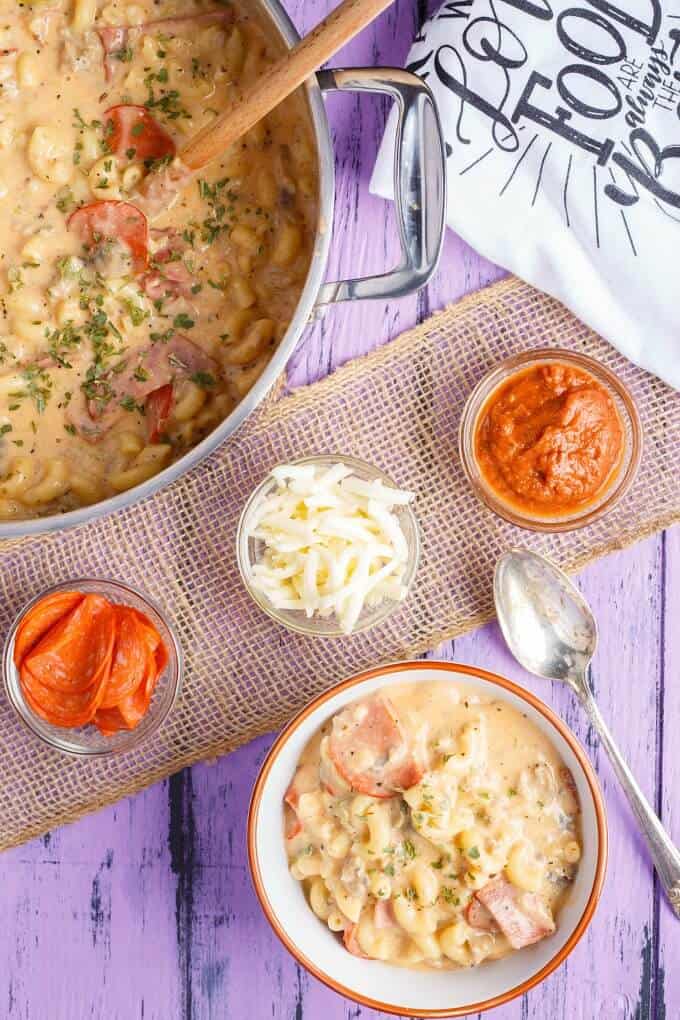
[371,0,680,389]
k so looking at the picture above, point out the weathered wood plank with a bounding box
[0,0,676,1017]
[658,526,680,1017]
[1,783,181,1019]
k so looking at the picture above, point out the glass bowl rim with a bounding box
[3,576,183,757]
[458,347,644,533]
[235,453,421,637]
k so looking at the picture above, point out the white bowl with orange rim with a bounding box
[247,660,607,1017]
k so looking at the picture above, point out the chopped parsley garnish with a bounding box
[47,323,82,369]
[56,187,76,214]
[120,395,144,413]
[190,371,215,389]
[440,887,460,906]
[144,152,173,174]
[150,327,175,345]
[173,313,194,330]
[144,71,190,121]
[125,302,147,327]
[467,846,480,860]
[402,839,416,860]
[11,365,53,414]
[7,266,23,292]
[77,299,127,412]
[196,177,237,245]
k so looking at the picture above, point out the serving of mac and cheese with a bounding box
[0,1,316,519]
[285,681,582,969]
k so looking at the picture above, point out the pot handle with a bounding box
[315,67,446,305]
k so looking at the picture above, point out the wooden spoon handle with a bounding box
[180,0,394,171]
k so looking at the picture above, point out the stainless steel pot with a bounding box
[3,0,446,539]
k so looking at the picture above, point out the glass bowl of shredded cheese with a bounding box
[236,456,420,637]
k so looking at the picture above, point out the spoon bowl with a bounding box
[494,548,680,919]
[494,549,597,686]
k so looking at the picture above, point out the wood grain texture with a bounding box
[0,1,677,1018]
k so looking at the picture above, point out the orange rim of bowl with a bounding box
[247,660,608,1018]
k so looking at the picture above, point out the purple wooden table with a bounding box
[1,3,678,1017]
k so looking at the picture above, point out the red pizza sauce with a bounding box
[474,362,624,517]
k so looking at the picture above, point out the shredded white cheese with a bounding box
[246,462,415,634]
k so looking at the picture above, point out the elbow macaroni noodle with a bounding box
[0,1,316,520]
[285,681,583,971]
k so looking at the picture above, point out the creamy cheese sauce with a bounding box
[0,0,316,518]
[285,681,582,970]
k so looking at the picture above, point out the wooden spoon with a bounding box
[138,0,394,213]
[182,0,394,169]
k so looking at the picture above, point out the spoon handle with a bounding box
[575,673,680,918]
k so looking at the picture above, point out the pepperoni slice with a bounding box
[146,384,173,443]
[328,694,423,798]
[117,645,160,727]
[97,26,129,82]
[114,681,150,729]
[20,649,112,728]
[92,705,128,735]
[319,736,350,797]
[125,607,164,664]
[154,637,169,676]
[99,607,149,708]
[105,105,176,163]
[68,200,149,274]
[283,763,318,840]
[374,899,397,930]
[72,335,217,441]
[24,595,117,694]
[16,591,167,734]
[95,645,154,733]
[475,875,555,950]
[464,897,499,933]
[342,923,369,958]
[13,591,84,668]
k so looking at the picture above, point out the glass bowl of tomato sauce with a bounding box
[459,349,643,532]
[3,578,183,757]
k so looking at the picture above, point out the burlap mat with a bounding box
[0,276,677,851]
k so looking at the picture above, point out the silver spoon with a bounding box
[494,547,680,918]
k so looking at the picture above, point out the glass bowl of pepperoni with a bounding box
[3,578,182,757]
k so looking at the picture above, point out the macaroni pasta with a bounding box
[285,681,582,970]
[0,1,316,519]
